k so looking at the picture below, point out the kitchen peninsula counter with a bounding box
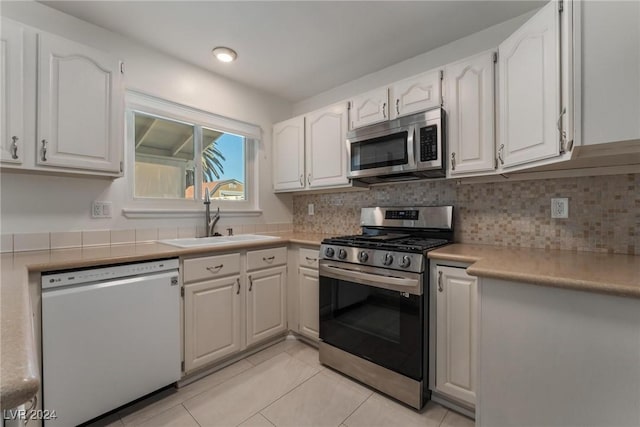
[431,244,640,426]
[429,243,640,299]
[0,232,331,411]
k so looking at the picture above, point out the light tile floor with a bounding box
[88,338,474,427]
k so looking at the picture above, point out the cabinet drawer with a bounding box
[247,246,287,271]
[298,248,319,269]
[183,253,241,283]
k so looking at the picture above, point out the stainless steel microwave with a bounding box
[347,108,445,184]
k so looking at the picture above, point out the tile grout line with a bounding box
[438,409,451,427]
[249,368,325,426]
[181,402,202,427]
[336,388,375,427]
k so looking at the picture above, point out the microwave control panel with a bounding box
[419,125,438,161]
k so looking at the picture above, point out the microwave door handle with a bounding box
[406,127,416,168]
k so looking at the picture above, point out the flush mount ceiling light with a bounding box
[212,46,237,63]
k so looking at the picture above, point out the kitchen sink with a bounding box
[157,234,281,248]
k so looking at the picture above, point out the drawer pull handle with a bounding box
[249,275,253,292]
[263,256,275,263]
[236,277,240,295]
[206,264,224,273]
[305,256,317,262]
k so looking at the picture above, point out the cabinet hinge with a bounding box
[495,157,498,169]
[119,161,123,173]
[493,52,498,63]
[347,101,351,110]
[439,70,444,80]
[558,0,563,13]
[181,361,185,371]
[120,62,125,74]
[181,287,184,297]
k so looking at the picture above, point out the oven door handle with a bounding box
[321,264,421,295]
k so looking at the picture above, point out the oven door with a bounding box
[319,260,424,380]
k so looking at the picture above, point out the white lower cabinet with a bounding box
[298,266,319,341]
[182,247,287,373]
[246,265,287,346]
[183,274,242,373]
[434,265,477,407]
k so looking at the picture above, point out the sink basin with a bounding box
[157,234,281,248]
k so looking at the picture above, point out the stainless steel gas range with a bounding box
[318,206,454,410]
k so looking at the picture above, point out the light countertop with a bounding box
[0,232,330,410]
[429,243,640,298]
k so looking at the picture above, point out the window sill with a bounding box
[122,208,263,219]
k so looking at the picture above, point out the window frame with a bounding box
[122,91,261,219]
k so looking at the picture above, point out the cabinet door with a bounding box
[349,87,388,130]
[498,1,560,168]
[305,103,349,188]
[435,265,477,406]
[184,275,242,372]
[298,266,319,341]
[273,116,305,191]
[445,51,496,175]
[246,266,287,346]
[390,70,442,119]
[0,19,24,165]
[36,32,123,173]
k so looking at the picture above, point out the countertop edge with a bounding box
[466,265,640,299]
[429,244,640,299]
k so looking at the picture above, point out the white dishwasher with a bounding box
[41,258,181,427]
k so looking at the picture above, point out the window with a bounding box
[125,91,261,216]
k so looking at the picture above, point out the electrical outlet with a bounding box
[551,198,569,219]
[92,201,113,218]
[308,203,315,216]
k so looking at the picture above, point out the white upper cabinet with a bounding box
[348,87,389,130]
[36,32,123,174]
[0,18,24,165]
[389,70,442,119]
[305,102,349,188]
[580,0,639,146]
[497,1,560,169]
[273,103,354,193]
[273,116,305,191]
[445,51,496,176]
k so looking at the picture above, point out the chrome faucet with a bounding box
[203,189,221,237]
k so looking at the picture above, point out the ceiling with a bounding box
[41,1,545,103]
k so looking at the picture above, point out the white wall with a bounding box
[0,1,294,233]
[292,11,535,115]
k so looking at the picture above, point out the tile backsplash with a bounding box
[1,223,293,253]
[293,174,639,255]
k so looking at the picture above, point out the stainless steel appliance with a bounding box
[347,109,445,184]
[41,259,181,427]
[319,206,453,409]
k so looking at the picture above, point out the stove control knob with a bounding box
[399,255,411,268]
[358,251,369,263]
[383,253,394,266]
[338,248,347,260]
[324,247,335,258]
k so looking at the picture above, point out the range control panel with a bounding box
[385,210,419,220]
[419,125,438,162]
